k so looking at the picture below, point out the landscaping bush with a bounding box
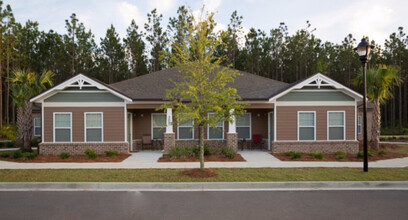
[335,151,346,159]
[105,150,119,156]
[368,150,374,157]
[12,150,23,159]
[31,137,40,147]
[221,146,235,159]
[378,150,387,155]
[0,125,17,141]
[5,141,14,148]
[311,152,324,160]
[168,146,194,158]
[59,152,70,159]
[0,152,10,158]
[357,151,363,158]
[192,144,213,157]
[23,152,37,160]
[285,151,302,159]
[85,148,98,159]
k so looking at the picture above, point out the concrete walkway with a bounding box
[0,150,407,169]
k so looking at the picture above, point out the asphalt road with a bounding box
[0,190,407,220]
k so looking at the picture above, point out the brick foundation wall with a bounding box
[272,141,359,153]
[39,142,129,155]
[163,133,175,154]
[226,133,238,152]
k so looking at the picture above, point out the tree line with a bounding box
[0,2,407,132]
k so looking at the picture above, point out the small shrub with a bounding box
[85,148,97,159]
[378,150,387,155]
[23,152,37,160]
[168,146,194,158]
[59,152,70,159]
[221,146,235,159]
[12,150,23,159]
[31,138,40,147]
[0,125,17,141]
[192,145,212,157]
[311,152,324,160]
[368,150,374,157]
[105,150,119,156]
[335,151,346,159]
[357,151,364,158]
[5,141,15,148]
[0,152,10,158]
[285,151,302,159]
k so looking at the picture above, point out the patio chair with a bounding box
[251,134,264,150]
[142,135,152,150]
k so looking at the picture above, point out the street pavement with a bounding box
[0,190,407,220]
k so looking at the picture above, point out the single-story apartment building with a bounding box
[30,68,368,155]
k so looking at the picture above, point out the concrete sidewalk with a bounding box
[0,151,407,169]
[1,181,407,191]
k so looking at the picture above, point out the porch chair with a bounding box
[141,135,152,150]
[251,134,264,150]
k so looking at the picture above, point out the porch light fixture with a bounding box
[354,37,374,172]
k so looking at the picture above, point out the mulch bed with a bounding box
[0,154,130,163]
[158,154,246,162]
[180,168,218,178]
[272,144,408,162]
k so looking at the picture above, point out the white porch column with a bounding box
[228,109,236,133]
[165,108,173,133]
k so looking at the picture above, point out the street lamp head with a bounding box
[354,37,375,63]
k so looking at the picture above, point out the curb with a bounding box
[1,181,408,191]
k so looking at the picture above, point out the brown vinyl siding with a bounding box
[276,106,355,141]
[43,107,125,142]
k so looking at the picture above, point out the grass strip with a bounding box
[0,168,407,182]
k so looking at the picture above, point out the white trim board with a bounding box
[30,74,132,103]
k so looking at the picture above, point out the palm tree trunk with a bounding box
[16,107,24,148]
[199,124,204,170]
[371,99,381,150]
[23,100,33,151]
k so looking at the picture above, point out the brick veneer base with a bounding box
[226,133,238,152]
[272,141,359,153]
[39,142,129,155]
[163,133,176,154]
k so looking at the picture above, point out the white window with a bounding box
[54,113,72,142]
[328,111,345,140]
[298,111,315,141]
[236,113,251,140]
[208,113,224,140]
[34,117,41,136]
[152,113,166,139]
[85,113,103,142]
[177,118,194,140]
[357,116,362,134]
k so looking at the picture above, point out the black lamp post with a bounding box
[354,37,374,172]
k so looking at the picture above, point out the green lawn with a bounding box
[0,168,407,182]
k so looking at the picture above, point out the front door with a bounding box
[268,111,274,150]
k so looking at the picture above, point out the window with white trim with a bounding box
[236,113,251,139]
[54,113,71,142]
[357,116,362,134]
[298,112,315,140]
[178,118,194,140]
[152,113,166,139]
[208,113,224,139]
[328,111,345,140]
[85,113,103,142]
[34,117,41,136]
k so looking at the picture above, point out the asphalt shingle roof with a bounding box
[110,68,288,101]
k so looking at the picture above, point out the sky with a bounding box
[7,0,408,47]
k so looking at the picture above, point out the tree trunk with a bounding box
[198,124,204,170]
[0,30,2,129]
[404,79,407,127]
[6,32,10,125]
[371,99,381,150]
[23,101,33,151]
[16,107,24,148]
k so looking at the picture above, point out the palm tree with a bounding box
[354,65,401,150]
[9,69,54,151]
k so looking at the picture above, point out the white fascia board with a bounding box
[30,74,132,103]
[269,73,363,102]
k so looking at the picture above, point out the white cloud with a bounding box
[203,0,222,12]
[116,1,144,26]
[148,0,177,13]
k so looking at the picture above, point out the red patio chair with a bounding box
[252,134,264,150]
